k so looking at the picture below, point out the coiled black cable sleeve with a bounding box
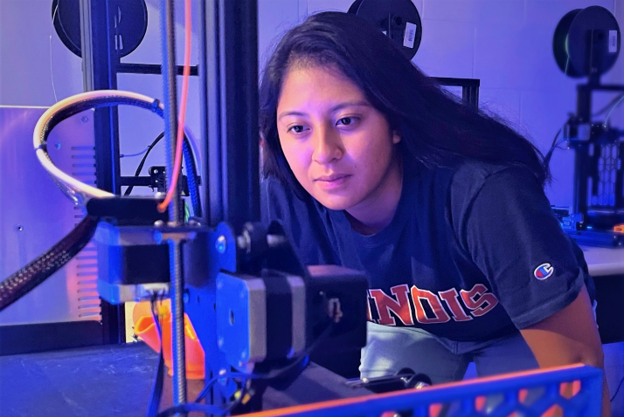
[0,215,99,312]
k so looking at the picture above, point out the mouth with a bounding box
[315,174,350,182]
[314,174,351,190]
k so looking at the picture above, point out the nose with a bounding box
[312,124,344,164]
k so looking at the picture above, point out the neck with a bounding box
[345,162,403,235]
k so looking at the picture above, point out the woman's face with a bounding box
[276,64,402,215]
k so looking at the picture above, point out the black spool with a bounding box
[553,5,621,79]
[52,0,148,58]
[348,0,422,60]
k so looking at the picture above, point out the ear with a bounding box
[392,130,402,144]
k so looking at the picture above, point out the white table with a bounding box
[582,246,625,277]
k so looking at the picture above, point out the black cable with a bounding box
[543,96,624,171]
[156,321,335,416]
[182,137,202,218]
[542,128,562,170]
[592,94,624,118]
[193,374,243,406]
[179,322,335,416]
[223,378,251,414]
[124,132,165,196]
[610,377,624,402]
[0,215,99,312]
[154,382,250,417]
[123,132,202,218]
[146,294,166,417]
[193,320,335,404]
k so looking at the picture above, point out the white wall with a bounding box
[298,0,624,207]
[0,0,623,205]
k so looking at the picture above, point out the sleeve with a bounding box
[459,167,586,329]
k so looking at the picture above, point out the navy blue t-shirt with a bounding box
[261,161,592,342]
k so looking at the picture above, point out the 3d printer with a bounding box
[550,5,624,248]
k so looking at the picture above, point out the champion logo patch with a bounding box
[534,263,554,280]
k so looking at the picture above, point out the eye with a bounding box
[287,125,307,134]
[336,117,355,126]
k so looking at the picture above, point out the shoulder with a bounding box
[404,160,525,215]
[452,159,539,189]
[447,159,543,206]
[440,160,545,239]
[411,159,537,204]
[413,159,534,194]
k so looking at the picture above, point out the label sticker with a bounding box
[609,30,617,53]
[403,22,417,48]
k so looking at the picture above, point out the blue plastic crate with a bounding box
[245,364,603,417]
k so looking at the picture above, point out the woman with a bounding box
[259,11,608,414]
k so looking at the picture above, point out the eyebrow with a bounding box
[277,100,370,120]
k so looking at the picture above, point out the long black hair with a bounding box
[260,11,549,196]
